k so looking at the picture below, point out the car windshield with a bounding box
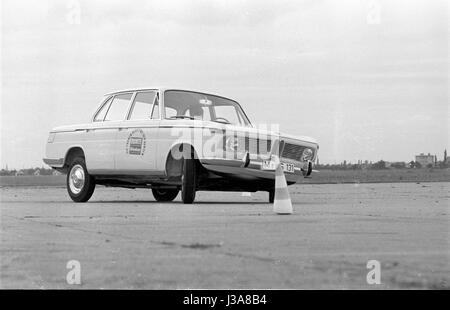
[163,90,251,126]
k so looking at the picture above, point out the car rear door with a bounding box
[84,93,134,173]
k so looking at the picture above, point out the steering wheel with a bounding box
[214,117,231,124]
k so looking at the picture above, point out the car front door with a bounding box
[114,90,161,175]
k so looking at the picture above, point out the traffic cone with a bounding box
[273,157,293,215]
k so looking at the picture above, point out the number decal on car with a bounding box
[126,129,146,155]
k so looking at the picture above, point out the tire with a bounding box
[181,156,197,204]
[269,189,275,203]
[66,157,96,202]
[152,188,179,202]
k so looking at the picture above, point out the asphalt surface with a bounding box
[1,182,449,289]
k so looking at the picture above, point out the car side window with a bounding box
[104,93,133,121]
[94,97,113,122]
[129,91,157,120]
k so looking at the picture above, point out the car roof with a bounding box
[104,87,237,102]
[104,87,162,96]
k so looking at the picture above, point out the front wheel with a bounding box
[268,189,275,203]
[67,157,96,202]
[181,157,197,204]
[152,188,179,202]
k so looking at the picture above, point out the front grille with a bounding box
[281,143,306,162]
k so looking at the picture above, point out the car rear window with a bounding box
[94,97,113,122]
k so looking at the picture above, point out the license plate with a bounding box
[262,161,295,173]
[281,163,295,173]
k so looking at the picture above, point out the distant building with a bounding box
[52,170,61,176]
[391,161,407,169]
[15,170,25,176]
[415,153,435,167]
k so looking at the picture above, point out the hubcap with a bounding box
[69,164,85,194]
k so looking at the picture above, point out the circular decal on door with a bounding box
[125,129,146,155]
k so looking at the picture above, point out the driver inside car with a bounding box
[188,105,204,120]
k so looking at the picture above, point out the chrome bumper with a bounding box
[199,156,313,183]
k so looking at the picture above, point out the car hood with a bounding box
[199,121,319,146]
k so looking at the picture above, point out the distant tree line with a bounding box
[0,167,58,176]
[1,158,448,176]
[316,160,448,170]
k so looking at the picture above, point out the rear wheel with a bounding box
[152,188,179,202]
[67,157,95,202]
[181,155,197,204]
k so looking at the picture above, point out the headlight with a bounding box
[301,148,313,161]
[225,136,239,152]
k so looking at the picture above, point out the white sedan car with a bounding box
[44,88,319,203]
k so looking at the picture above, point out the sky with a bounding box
[1,0,449,169]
